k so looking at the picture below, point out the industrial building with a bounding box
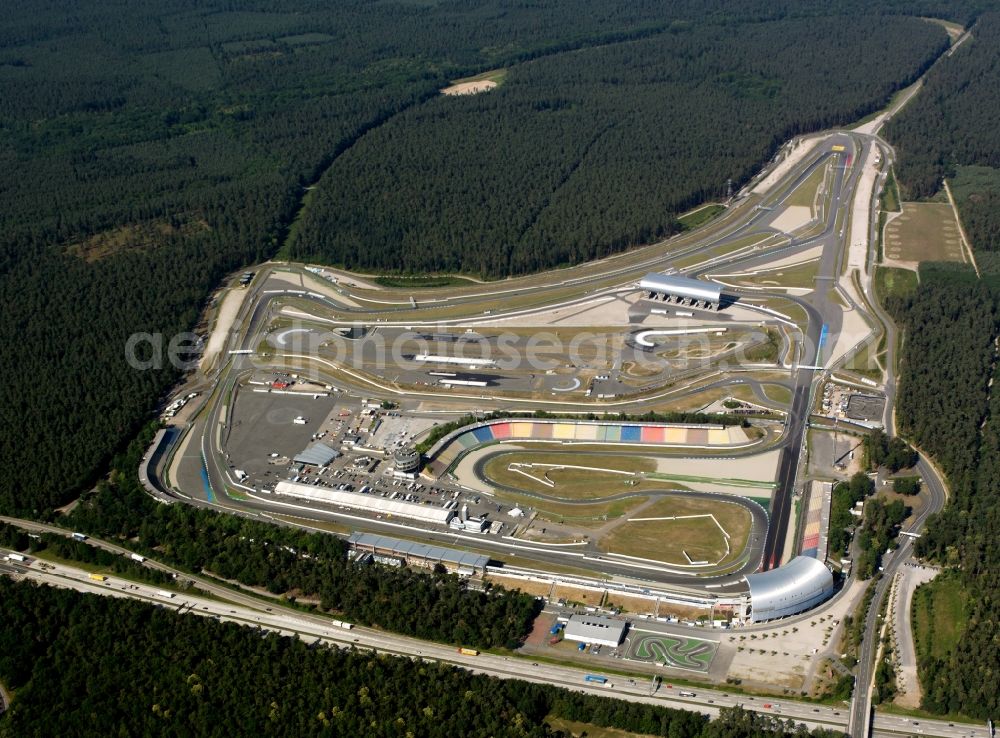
[562,614,628,647]
[743,556,834,622]
[638,273,722,311]
[393,446,422,475]
[347,532,490,574]
[273,481,454,526]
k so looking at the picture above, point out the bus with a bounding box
[88,573,107,582]
[457,648,480,656]
[584,675,608,685]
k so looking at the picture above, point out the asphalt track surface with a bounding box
[469,450,769,587]
[167,132,856,582]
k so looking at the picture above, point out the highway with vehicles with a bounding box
[0,551,987,738]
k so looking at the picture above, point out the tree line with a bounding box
[883,273,1000,717]
[288,14,947,277]
[0,577,846,738]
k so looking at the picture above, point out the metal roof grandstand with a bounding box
[274,481,453,525]
[347,532,489,572]
[293,442,340,466]
[638,273,722,304]
[743,556,834,622]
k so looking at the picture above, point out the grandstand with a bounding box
[743,556,834,622]
[273,481,453,526]
[639,273,723,310]
[348,532,490,574]
[424,418,746,477]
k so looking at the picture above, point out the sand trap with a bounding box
[769,205,813,234]
[200,288,248,371]
[441,80,497,96]
[752,135,828,195]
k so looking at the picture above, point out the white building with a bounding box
[563,614,627,648]
[743,556,834,622]
[273,481,453,526]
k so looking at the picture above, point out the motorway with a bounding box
[0,550,986,738]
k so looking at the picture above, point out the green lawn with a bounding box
[677,203,726,230]
[874,266,918,305]
[786,161,829,209]
[912,574,969,663]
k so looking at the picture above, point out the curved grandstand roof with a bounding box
[744,556,834,622]
[639,273,722,303]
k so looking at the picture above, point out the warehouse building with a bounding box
[273,481,454,526]
[562,614,628,648]
[639,273,722,311]
[347,532,490,575]
[743,556,834,622]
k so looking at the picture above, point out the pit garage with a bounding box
[742,556,834,622]
[272,480,454,526]
[639,273,723,311]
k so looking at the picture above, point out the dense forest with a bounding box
[883,274,1000,716]
[884,12,1000,276]
[288,16,947,276]
[0,578,846,738]
[0,0,975,521]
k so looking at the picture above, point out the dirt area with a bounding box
[550,584,605,606]
[769,205,814,234]
[488,575,555,600]
[727,577,869,694]
[882,202,966,265]
[523,610,557,648]
[441,80,497,95]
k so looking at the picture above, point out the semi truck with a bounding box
[130,553,146,563]
[72,532,87,541]
[156,590,175,599]
[7,553,27,563]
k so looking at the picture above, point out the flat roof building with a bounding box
[274,481,453,526]
[639,273,722,310]
[563,614,628,648]
[743,556,834,622]
[348,532,490,573]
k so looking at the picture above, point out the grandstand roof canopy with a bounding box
[293,442,340,466]
[348,532,489,571]
[274,481,453,525]
[744,556,834,622]
[639,273,722,303]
